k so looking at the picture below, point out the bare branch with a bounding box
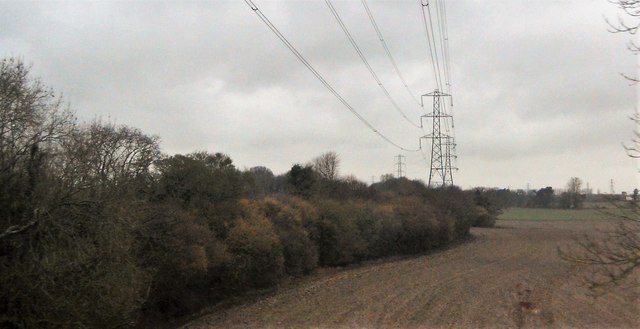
[0,220,37,239]
[311,151,340,181]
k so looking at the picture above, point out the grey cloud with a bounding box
[0,0,637,192]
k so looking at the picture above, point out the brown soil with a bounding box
[182,220,640,329]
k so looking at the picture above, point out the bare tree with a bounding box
[0,57,75,232]
[567,177,582,194]
[57,120,161,199]
[0,57,152,328]
[565,177,584,209]
[606,0,640,81]
[623,113,640,157]
[559,0,640,298]
[312,151,340,181]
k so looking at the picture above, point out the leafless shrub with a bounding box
[606,0,640,81]
[560,0,640,299]
[0,58,157,328]
[559,213,640,297]
[311,151,340,181]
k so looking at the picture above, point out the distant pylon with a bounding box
[611,179,615,194]
[394,154,405,178]
[420,89,455,187]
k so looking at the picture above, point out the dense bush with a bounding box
[372,177,429,197]
[425,186,475,235]
[394,197,458,253]
[375,204,403,256]
[0,57,491,328]
[472,206,497,227]
[134,202,228,318]
[224,200,284,290]
[286,164,317,198]
[312,200,367,266]
[153,152,244,238]
[1,203,150,328]
[257,197,318,276]
[1,58,159,328]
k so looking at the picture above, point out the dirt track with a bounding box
[183,220,639,328]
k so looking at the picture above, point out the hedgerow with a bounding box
[0,57,493,328]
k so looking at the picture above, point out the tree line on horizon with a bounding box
[0,57,498,328]
[478,177,638,211]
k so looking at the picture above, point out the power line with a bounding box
[324,0,421,128]
[438,0,452,96]
[436,1,449,92]
[432,0,455,155]
[419,0,442,91]
[245,0,419,152]
[425,1,444,92]
[435,0,452,98]
[430,4,454,143]
[360,0,422,108]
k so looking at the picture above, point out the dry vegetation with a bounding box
[0,58,493,328]
[183,220,639,329]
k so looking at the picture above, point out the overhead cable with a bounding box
[425,0,444,92]
[435,0,452,97]
[245,0,419,152]
[439,0,452,96]
[360,0,422,108]
[419,0,442,91]
[325,0,421,128]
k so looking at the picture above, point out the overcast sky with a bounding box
[1,0,638,193]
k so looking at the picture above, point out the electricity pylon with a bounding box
[420,89,455,187]
[394,154,405,178]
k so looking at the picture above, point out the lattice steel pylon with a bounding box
[394,154,406,178]
[420,89,455,187]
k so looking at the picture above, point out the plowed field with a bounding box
[182,220,639,328]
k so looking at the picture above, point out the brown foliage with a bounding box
[0,56,484,328]
[135,202,229,318]
[224,200,284,290]
[257,197,318,276]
